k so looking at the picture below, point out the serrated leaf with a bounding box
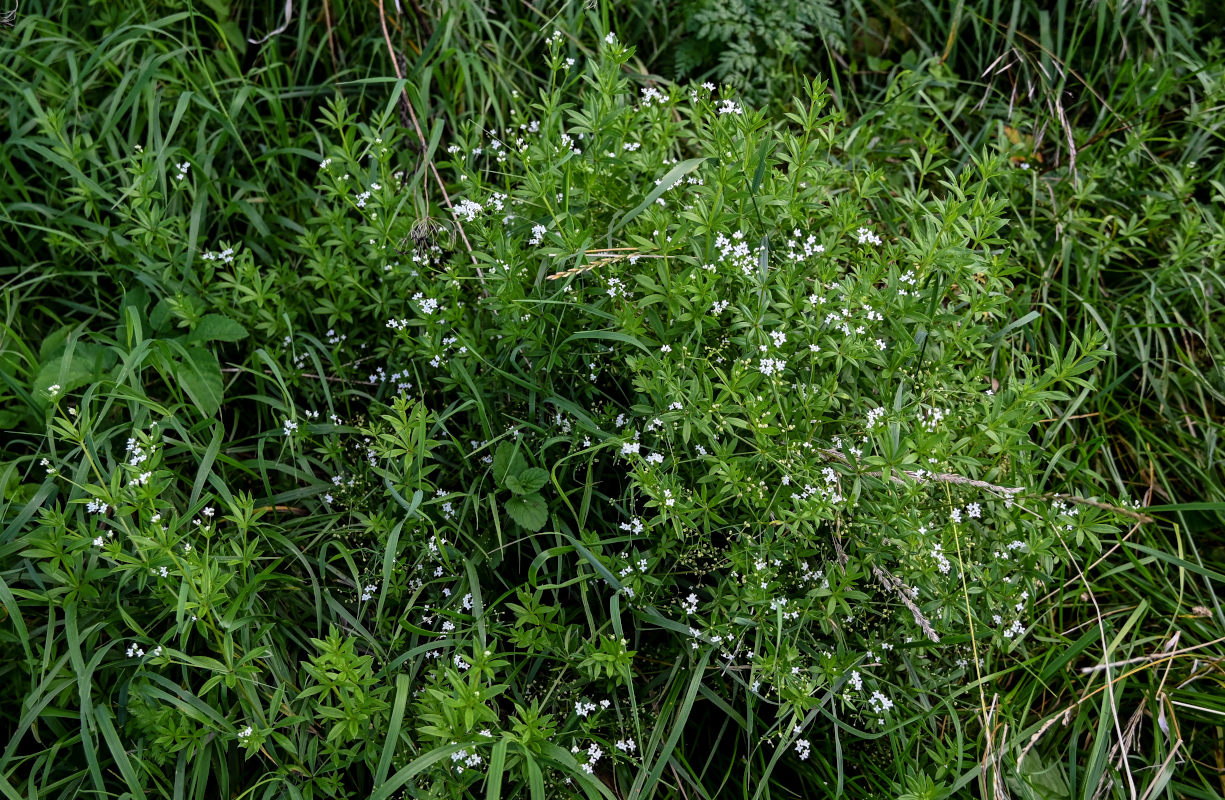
[515,467,549,494]
[187,313,248,343]
[504,493,548,531]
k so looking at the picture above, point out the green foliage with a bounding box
[1,2,1223,800]
[673,0,844,104]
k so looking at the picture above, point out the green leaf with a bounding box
[169,346,224,417]
[609,157,707,239]
[515,467,549,494]
[493,441,527,486]
[31,340,115,404]
[505,493,548,531]
[486,737,509,800]
[187,313,248,343]
[561,329,650,355]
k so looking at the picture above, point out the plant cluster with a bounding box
[1,3,1222,800]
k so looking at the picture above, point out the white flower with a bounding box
[794,739,811,760]
[758,358,786,376]
[282,419,298,436]
[454,198,483,221]
[46,384,61,398]
[856,227,883,246]
[604,32,616,44]
[868,690,894,713]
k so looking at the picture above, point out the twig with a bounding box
[1043,493,1154,523]
[1079,634,1225,674]
[253,505,309,516]
[376,0,484,286]
[1037,411,1100,423]
[818,448,1156,526]
[321,0,338,76]
[817,448,1024,495]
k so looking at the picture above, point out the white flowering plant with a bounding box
[268,34,1126,797]
[1,19,1157,800]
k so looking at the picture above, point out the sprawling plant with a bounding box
[3,20,1147,800]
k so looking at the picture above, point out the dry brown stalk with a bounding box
[816,447,1024,495]
[376,0,484,286]
[871,564,941,643]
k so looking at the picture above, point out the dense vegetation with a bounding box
[1,1,1222,798]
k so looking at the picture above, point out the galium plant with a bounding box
[289,30,1126,795]
[2,20,1149,800]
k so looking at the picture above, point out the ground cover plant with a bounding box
[1,2,1223,799]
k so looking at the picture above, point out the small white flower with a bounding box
[856,227,883,246]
